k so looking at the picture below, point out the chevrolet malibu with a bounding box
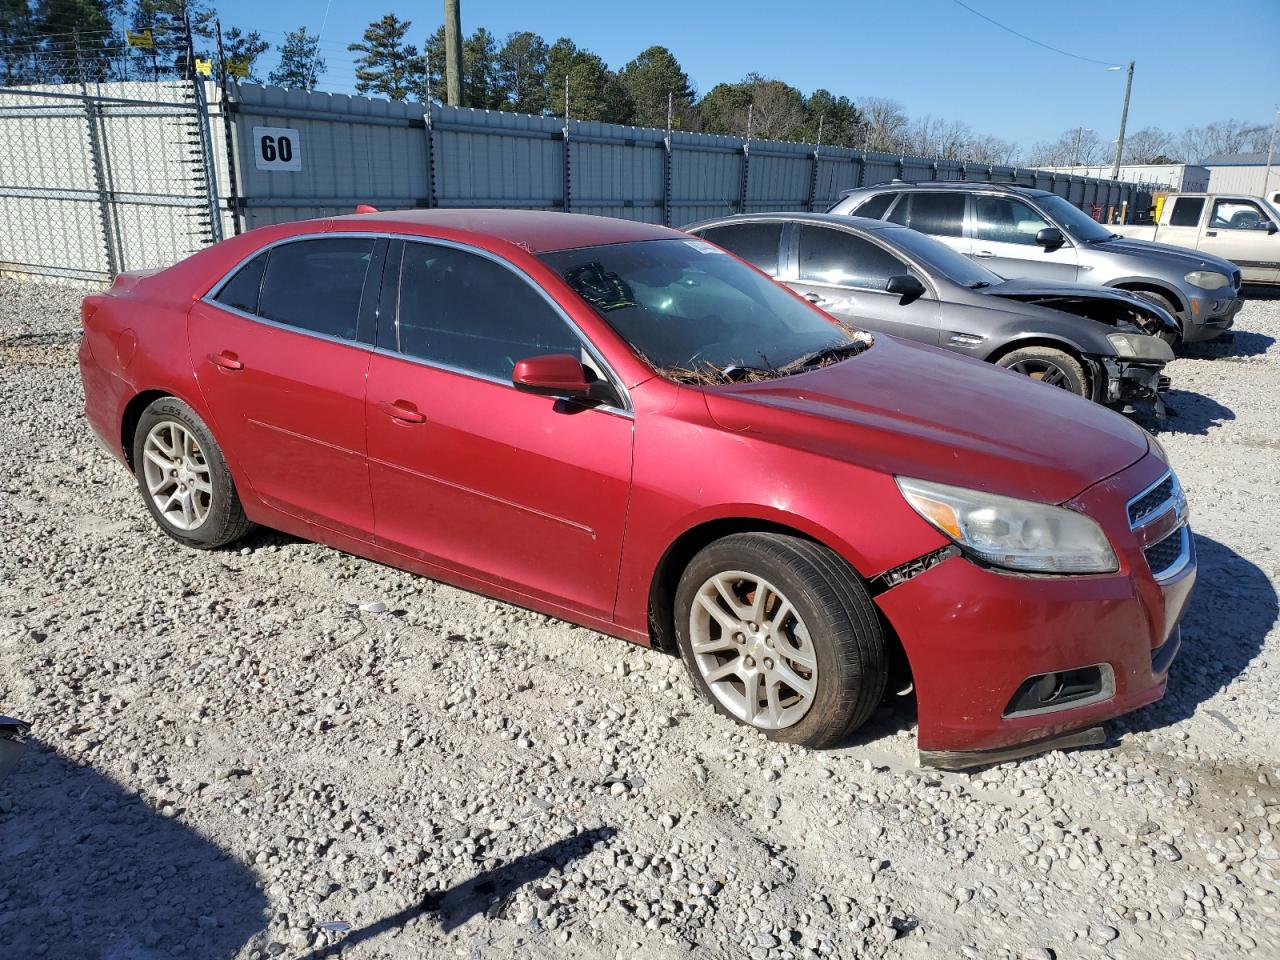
[78,210,1196,768]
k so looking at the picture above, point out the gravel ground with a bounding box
[1,278,1278,960]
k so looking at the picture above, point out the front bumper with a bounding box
[1093,356,1168,419]
[876,453,1195,760]
[1183,291,1243,342]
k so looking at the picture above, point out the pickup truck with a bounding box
[1113,193,1280,285]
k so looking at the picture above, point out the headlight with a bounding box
[1184,270,1229,289]
[1106,331,1173,361]
[896,477,1118,574]
[1106,332,1139,357]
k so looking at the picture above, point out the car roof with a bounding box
[842,181,1053,199]
[324,208,685,253]
[687,212,897,232]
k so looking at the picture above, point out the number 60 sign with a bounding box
[252,126,302,172]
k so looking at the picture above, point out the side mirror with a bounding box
[1266,220,1278,235]
[1036,227,1066,251]
[885,274,926,305]
[512,353,617,405]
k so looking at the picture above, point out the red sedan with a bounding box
[78,210,1195,768]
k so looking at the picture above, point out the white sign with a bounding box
[252,126,302,172]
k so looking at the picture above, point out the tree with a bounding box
[0,0,38,84]
[744,75,805,140]
[1027,127,1104,166]
[495,30,548,114]
[463,26,500,108]
[1179,119,1269,162]
[857,96,908,152]
[545,38,633,123]
[35,0,118,81]
[904,115,975,160]
[801,89,862,148]
[619,45,694,129]
[698,81,752,136]
[349,13,420,102]
[268,25,325,91]
[1122,127,1177,164]
[222,26,267,83]
[128,0,217,77]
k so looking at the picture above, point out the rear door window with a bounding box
[697,222,783,275]
[973,196,1053,245]
[900,192,966,237]
[852,193,895,220]
[797,225,910,290]
[256,238,376,341]
[1169,197,1205,226]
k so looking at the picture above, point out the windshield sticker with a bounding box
[683,239,724,255]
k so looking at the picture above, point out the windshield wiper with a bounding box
[786,339,871,371]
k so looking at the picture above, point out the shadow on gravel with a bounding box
[0,740,268,959]
[1122,533,1277,737]
[297,826,617,958]
[1159,388,1236,436]
[1179,328,1275,359]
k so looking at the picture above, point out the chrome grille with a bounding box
[1143,527,1186,578]
[1128,474,1174,526]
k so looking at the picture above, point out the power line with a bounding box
[949,0,1120,67]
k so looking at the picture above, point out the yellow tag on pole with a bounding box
[194,57,213,77]
[126,29,154,50]
[226,59,250,79]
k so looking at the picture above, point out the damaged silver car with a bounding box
[686,213,1175,419]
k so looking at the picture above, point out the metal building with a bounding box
[1203,153,1280,202]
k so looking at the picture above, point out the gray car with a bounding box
[685,213,1174,417]
[827,182,1243,342]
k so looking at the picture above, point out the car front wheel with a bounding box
[994,346,1089,397]
[132,396,254,549]
[674,532,887,748]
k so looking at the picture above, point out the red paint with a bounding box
[78,210,1196,755]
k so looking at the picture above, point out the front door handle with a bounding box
[973,250,996,259]
[209,351,243,371]
[804,292,828,304]
[379,399,426,424]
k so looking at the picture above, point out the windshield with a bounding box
[541,238,862,381]
[1037,194,1115,243]
[880,225,1003,288]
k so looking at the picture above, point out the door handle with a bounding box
[804,292,827,304]
[973,250,996,259]
[1205,230,1217,237]
[208,351,243,371]
[379,399,426,424]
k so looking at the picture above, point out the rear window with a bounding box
[1169,197,1205,227]
[697,222,783,275]
[904,193,966,237]
[852,193,895,220]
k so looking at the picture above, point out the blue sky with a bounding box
[213,0,1280,148]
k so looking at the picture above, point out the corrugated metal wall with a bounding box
[217,83,1154,234]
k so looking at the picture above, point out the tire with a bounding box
[994,346,1089,398]
[673,532,886,748]
[1130,290,1182,345]
[131,396,254,549]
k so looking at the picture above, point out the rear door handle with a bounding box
[379,399,426,424]
[804,292,828,305]
[1205,230,1217,237]
[208,351,243,371]
[973,250,996,259]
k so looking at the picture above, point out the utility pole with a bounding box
[1111,60,1134,179]
[443,0,463,107]
[1264,107,1279,200]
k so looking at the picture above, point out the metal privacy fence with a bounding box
[0,79,220,283]
[219,84,1155,235]
[1,77,1156,282]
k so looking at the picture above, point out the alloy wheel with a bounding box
[688,571,818,729]
[1007,358,1072,388]
[141,421,213,531]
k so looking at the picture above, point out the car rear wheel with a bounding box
[674,533,886,748]
[995,346,1088,397]
[132,397,254,549]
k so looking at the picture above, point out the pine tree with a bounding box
[35,0,119,82]
[3,0,40,84]
[545,38,633,124]
[619,46,693,129]
[128,0,216,78]
[268,26,325,91]
[348,13,420,101]
[222,26,267,83]
[495,31,548,114]
[463,26,500,108]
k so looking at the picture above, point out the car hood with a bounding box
[704,336,1151,505]
[1088,235,1238,274]
[987,276,1151,302]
